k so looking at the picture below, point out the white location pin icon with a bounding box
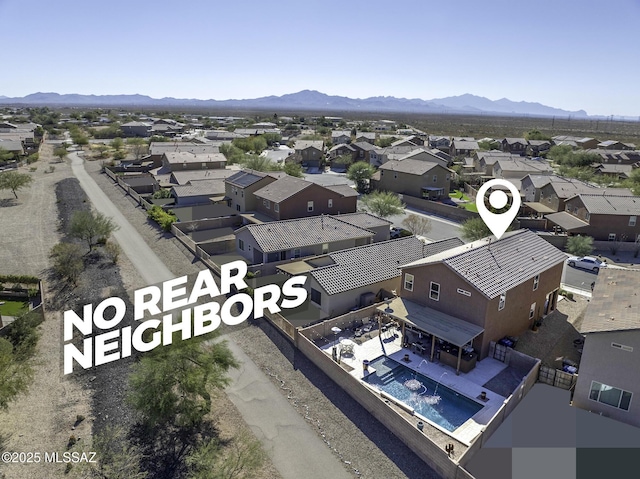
[476,179,521,239]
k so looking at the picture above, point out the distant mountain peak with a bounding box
[0,91,590,118]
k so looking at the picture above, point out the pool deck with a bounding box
[320,326,508,446]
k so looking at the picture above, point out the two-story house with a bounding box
[547,194,640,241]
[292,140,324,168]
[572,269,640,428]
[383,229,566,364]
[376,159,453,199]
[501,138,529,155]
[224,169,284,213]
[252,175,357,220]
[162,152,227,171]
[331,130,351,145]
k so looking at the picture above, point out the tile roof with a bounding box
[545,211,589,231]
[452,140,479,150]
[311,237,464,295]
[240,216,374,252]
[324,184,358,197]
[379,159,444,176]
[351,141,377,151]
[503,138,528,145]
[333,212,391,229]
[294,140,324,151]
[495,158,553,173]
[577,194,640,215]
[150,142,220,155]
[580,269,640,334]
[401,229,566,299]
[252,175,312,202]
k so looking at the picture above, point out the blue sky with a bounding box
[1,0,639,116]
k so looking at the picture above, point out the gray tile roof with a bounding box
[402,229,566,299]
[294,140,324,151]
[578,194,640,215]
[150,142,220,156]
[581,269,640,334]
[379,159,443,176]
[311,237,464,295]
[452,140,479,150]
[522,174,555,189]
[503,138,528,145]
[324,184,358,197]
[163,152,227,164]
[351,141,377,152]
[495,158,553,173]
[333,212,391,229]
[252,175,312,202]
[240,216,374,253]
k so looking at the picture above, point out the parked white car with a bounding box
[566,256,607,272]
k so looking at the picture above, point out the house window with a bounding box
[274,203,279,212]
[585,212,590,221]
[446,174,450,181]
[238,239,245,251]
[293,248,301,258]
[529,302,536,320]
[608,233,616,241]
[611,342,633,352]
[498,293,506,311]
[322,243,329,254]
[307,201,314,212]
[533,274,539,291]
[328,199,333,208]
[236,205,240,211]
[589,381,632,411]
[263,199,270,209]
[429,282,440,301]
[310,288,322,305]
[241,191,244,197]
[404,273,414,291]
[202,162,207,169]
[433,175,438,183]
[630,216,637,227]
[394,172,397,179]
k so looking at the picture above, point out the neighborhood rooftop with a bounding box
[379,159,444,175]
[575,194,640,215]
[311,236,465,295]
[401,229,567,299]
[239,215,374,252]
[581,269,640,334]
[333,212,392,229]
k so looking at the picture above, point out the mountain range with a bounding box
[0,90,590,118]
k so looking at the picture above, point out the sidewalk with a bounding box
[225,340,352,479]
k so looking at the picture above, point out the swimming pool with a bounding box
[363,356,483,432]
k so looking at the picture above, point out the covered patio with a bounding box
[421,186,445,199]
[376,297,484,375]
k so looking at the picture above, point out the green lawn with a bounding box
[449,190,478,212]
[0,300,28,317]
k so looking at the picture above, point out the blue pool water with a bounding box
[363,356,483,432]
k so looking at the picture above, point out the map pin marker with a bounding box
[476,179,521,239]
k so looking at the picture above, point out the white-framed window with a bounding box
[307,201,314,212]
[274,203,279,212]
[404,273,414,291]
[238,239,245,251]
[630,216,637,227]
[429,282,440,301]
[611,342,634,352]
[498,293,506,311]
[609,233,616,241]
[533,274,539,291]
[529,302,536,320]
[589,381,632,411]
[328,199,333,208]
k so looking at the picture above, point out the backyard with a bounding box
[0,300,29,317]
[449,189,478,212]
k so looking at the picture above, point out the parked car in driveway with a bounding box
[566,256,607,272]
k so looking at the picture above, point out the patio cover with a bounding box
[524,202,555,214]
[377,297,484,347]
[546,211,589,231]
[277,261,316,276]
